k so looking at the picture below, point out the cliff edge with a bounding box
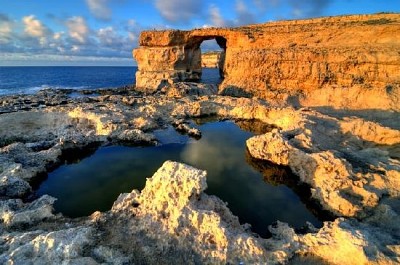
[133,14,400,110]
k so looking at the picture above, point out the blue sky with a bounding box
[0,0,399,66]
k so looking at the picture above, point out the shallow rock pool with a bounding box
[36,120,324,237]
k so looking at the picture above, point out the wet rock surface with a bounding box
[0,85,399,264]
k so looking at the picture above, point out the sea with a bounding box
[0,66,222,96]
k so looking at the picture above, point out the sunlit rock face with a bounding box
[246,112,400,218]
[133,31,227,92]
[201,51,223,68]
[134,14,400,110]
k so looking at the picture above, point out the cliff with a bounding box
[133,14,400,110]
[201,51,223,68]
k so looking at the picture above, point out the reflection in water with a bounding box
[36,121,324,238]
[245,152,336,224]
[235,119,277,135]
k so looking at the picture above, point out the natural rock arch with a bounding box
[133,33,228,91]
[133,14,400,109]
[182,36,227,80]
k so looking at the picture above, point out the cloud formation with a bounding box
[155,0,202,23]
[288,0,330,18]
[0,0,364,65]
[207,0,331,27]
[235,0,256,25]
[208,1,255,27]
[0,13,142,65]
[256,0,330,19]
[66,16,89,44]
[0,13,13,44]
[209,5,230,27]
[23,15,50,38]
[85,0,112,21]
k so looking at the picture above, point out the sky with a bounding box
[0,0,399,66]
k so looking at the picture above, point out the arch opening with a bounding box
[183,36,227,85]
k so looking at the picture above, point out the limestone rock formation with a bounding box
[0,195,57,227]
[0,87,399,263]
[201,51,223,68]
[246,111,400,217]
[134,14,400,110]
[0,227,95,264]
[111,161,272,264]
[161,82,218,98]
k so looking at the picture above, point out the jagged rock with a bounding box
[0,143,61,181]
[0,227,94,264]
[246,111,400,218]
[111,128,156,144]
[161,82,218,98]
[109,160,300,264]
[298,210,400,265]
[0,195,57,227]
[0,85,399,264]
[0,176,31,198]
[92,246,130,265]
[172,119,201,138]
[134,14,400,110]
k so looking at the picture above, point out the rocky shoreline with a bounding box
[0,83,399,264]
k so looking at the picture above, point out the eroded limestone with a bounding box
[0,85,398,264]
[134,14,400,110]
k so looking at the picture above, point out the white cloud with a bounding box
[0,52,134,66]
[1,13,145,65]
[22,15,48,38]
[264,0,329,19]
[155,0,202,23]
[53,32,63,40]
[288,0,330,18]
[200,39,222,51]
[209,5,229,27]
[128,32,136,42]
[0,22,12,35]
[71,45,80,52]
[127,19,137,28]
[235,0,256,25]
[125,19,143,43]
[39,37,48,46]
[66,16,89,44]
[97,26,119,46]
[0,14,13,44]
[85,0,112,21]
[0,19,12,35]
[292,8,304,17]
[236,0,247,14]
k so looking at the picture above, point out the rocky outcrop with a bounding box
[246,110,400,217]
[110,161,275,264]
[0,226,95,264]
[0,87,399,264]
[0,195,57,227]
[133,14,400,110]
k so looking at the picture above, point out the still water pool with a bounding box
[36,121,323,237]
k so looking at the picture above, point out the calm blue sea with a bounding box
[0,66,221,95]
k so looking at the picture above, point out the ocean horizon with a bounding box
[0,66,221,96]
